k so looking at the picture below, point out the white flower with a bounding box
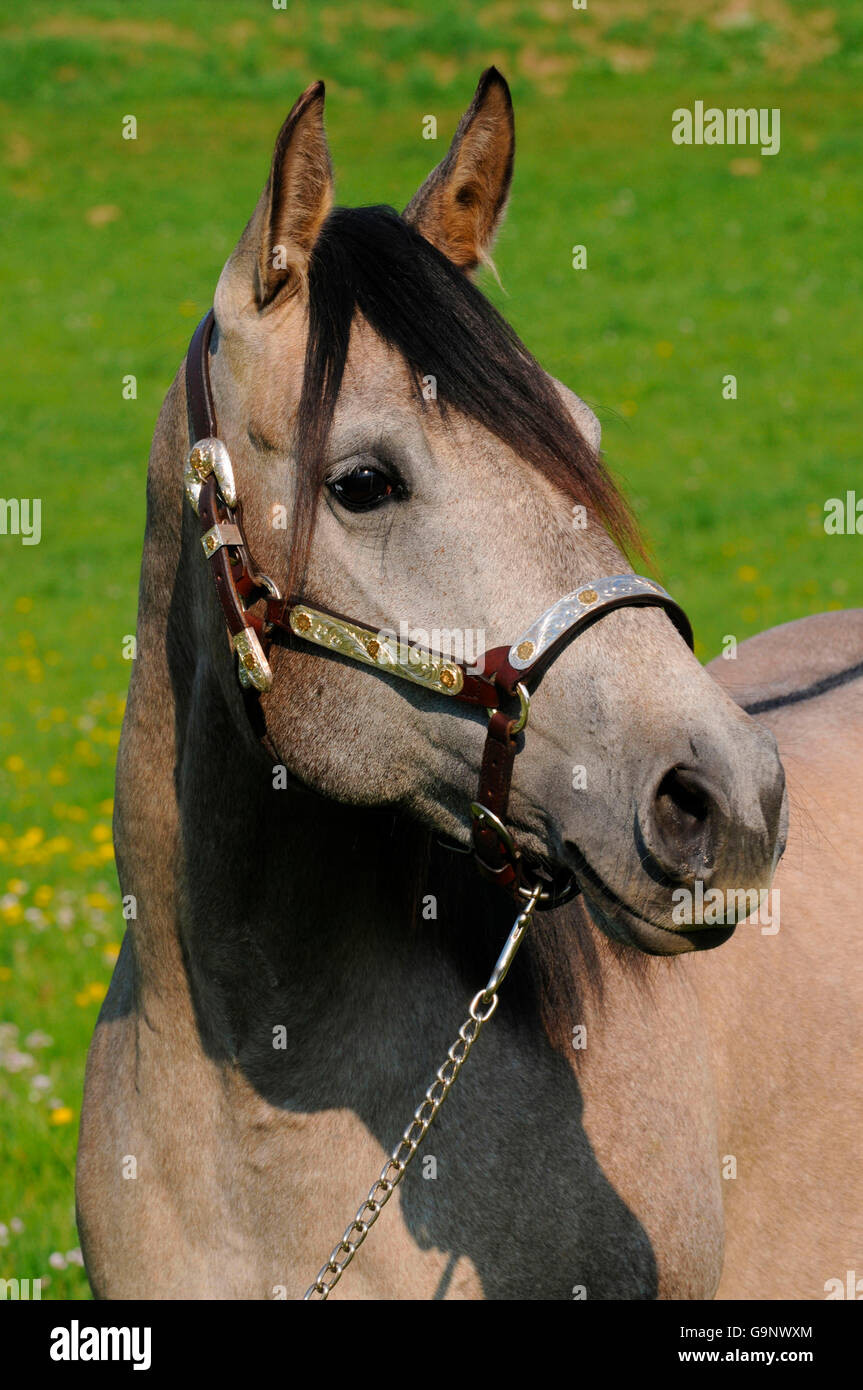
[2,1050,34,1073]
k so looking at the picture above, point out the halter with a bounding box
[184,310,694,911]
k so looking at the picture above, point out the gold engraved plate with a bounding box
[288,606,464,697]
[184,437,237,515]
[232,627,274,693]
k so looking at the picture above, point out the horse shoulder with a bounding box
[695,610,863,1297]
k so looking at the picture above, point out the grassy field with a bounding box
[1,0,861,1298]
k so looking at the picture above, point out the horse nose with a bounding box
[640,742,786,889]
[643,766,727,885]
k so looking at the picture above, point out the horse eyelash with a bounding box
[325,455,407,493]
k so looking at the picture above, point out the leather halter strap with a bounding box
[183,310,695,908]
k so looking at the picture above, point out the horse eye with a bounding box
[328,465,399,512]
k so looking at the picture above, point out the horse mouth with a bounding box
[561,840,736,956]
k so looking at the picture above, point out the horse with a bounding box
[76,69,862,1300]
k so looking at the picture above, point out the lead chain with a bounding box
[303,883,542,1300]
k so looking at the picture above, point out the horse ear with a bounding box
[257,81,333,307]
[403,67,514,274]
[219,81,333,316]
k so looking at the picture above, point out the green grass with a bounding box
[1,0,861,1298]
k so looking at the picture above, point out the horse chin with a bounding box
[555,838,736,955]
[582,890,737,957]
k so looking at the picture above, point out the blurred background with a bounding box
[0,0,861,1297]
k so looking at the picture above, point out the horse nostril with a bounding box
[650,766,717,882]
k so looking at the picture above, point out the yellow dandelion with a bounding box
[49,1107,74,1126]
[14,596,34,613]
[736,565,758,583]
[34,885,53,907]
[0,965,11,981]
[104,943,121,964]
[44,836,73,854]
[7,878,27,895]
[90,823,111,843]
[48,767,69,786]
[3,904,24,924]
[656,341,674,358]
[4,755,25,774]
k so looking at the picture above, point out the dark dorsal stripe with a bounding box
[742,657,863,715]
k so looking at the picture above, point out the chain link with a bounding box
[303,884,542,1299]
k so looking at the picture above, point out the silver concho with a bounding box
[184,437,237,515]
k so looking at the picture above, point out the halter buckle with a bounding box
[469,802,518,861]
[469,804,580,910]
[485,681,530,735]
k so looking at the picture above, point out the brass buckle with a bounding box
[485,682,530,735]
[470,804,579,911]
[469,803,518,862]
